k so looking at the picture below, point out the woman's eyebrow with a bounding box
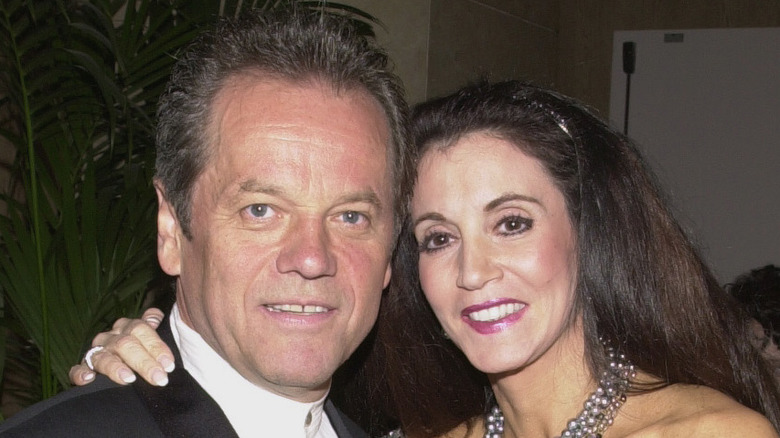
[412,212,447,228]
[484,193,541,212]
[412,193,543,228]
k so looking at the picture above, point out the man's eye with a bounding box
[245,204,274,219]
[341,211,367,225]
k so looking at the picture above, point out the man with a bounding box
[0,7,411,437]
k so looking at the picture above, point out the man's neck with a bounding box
[169,303,336,438]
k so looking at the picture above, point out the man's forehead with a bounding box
[199,74,394,200]
[220,72,390,121]
[211,74,394,149]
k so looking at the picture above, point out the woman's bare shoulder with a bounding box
[618,384,778,437]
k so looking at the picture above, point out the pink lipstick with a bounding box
[461,299,526,334]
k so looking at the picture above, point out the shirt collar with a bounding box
[170,304,336,438]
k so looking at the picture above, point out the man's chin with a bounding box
[249,362,336,402]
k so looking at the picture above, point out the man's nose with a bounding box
[276,219,337,279]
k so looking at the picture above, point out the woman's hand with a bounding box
[69,308,175,387]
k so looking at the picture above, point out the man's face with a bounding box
[156,76,394,402]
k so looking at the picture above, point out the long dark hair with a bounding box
[728,264,780,347]
[334,80,780,437]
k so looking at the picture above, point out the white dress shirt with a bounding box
[170,304,338,438]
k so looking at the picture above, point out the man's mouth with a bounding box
[264,304,329,315]
[467,303,524,322]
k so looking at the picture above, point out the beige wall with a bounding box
[345,0,780,113]
[427,0,559,99]
[343,0,432,104]
[558,0,780,114]
[340,0,560,103]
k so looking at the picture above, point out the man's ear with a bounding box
[155,181,182,276]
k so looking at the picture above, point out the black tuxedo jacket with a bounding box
[0,319,367,438]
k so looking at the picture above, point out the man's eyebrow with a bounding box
[239,180,284,196]
[239,180,384,212]
[337,192,384,212]
[484,193,541,212]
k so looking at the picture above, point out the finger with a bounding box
[85,347,138,385]
[111,316,134,332]
[122,317,176,374]
[141,308,165,329]
[94,316,175,373]
[87,312,174,386]
[93,330,119,348]
[108,329,170,386]
[69,364,95,386]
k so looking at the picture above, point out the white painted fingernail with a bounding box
[159,356,175,372]
[119,368,136,383]
[151,369,169,386]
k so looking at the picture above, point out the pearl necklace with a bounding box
[484,344,635,438]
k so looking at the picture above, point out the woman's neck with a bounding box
[488,326,596,438]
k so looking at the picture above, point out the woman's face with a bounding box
[411,132,580,374]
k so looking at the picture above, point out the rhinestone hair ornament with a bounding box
[509,89,585,220]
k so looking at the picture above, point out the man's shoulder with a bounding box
[0,376,160,437]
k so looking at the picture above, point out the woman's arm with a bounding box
[69,308,175,387]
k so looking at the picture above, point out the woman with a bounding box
[71,81,780,437]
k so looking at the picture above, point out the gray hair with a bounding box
[155,8,411,239]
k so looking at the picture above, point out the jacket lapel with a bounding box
[325,400,369,438]
[133,314,368,438]
[133,317,239,438]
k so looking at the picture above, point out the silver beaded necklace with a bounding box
[483,344,635,438]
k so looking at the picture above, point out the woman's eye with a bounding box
[341,211,367,225]
[419,232,453,253]
[245,204,274,219]
[496,215,532,235]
